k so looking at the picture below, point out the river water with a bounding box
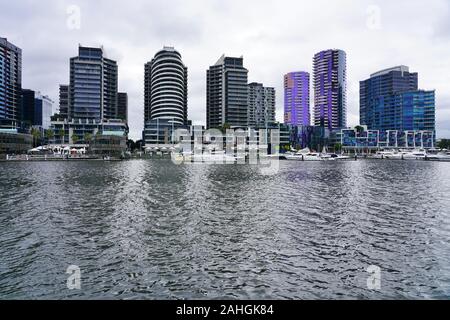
[0,159,449,299]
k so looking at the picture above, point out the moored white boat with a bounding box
[401,149,427,160]
[319,146,354,161]
[284,148,323,161]
[320,153,353,161]
[189,150,245,163]
[425,152,450,162]
[371,150,402,159]
[371,149,427,160]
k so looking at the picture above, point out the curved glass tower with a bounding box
[144,47,188,125]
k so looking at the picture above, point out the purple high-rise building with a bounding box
[284,71,310,126]
[313,49,347,130]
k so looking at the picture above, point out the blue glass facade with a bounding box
[70,47,102,119]
[69,46,118,120]
[395,90,435,131]
[340,128,435,149]
[51,46,126,145]
[288,125,332,151]
[143,118,190,145]
[340,129,381,149]
[360,66,435,134]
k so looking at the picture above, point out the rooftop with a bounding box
[370,65,410,78]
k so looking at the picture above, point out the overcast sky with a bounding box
[1,0,449,140]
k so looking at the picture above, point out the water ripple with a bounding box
[0,160,449,299]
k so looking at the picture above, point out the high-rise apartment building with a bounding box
[0,37,22,129]
[143,47,188,145]
[69,46,118,120]
[117,92,128,123]
[51,46,127,145]
[144,46,188,125]
[206,55,248,129]
[359,66,431,131]
[58,85,69,119]
[313,49,347,130]
[394,90,435,132]
[284,71,310,126]
[21,89,54,129]
[247,82,275,127]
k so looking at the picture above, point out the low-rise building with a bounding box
[143,121,290,156]
[143,118,192,146]
[51,118,127,146]
[288,125,332,151]
[0,131,33,156]
[338,126,435,152]
[89,134,127,157]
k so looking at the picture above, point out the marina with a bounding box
[4,146,450,163]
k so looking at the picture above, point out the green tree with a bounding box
[218,123,231,134]
[355,125,364,134]
[134,140,143,152]
[58,129,65,143]
[127,139,135,151]
[334,143,343,153]
[84,132,92,144]
[71,134,79,145]
[31,128,41,147]
[44,129,54,143]
[438,139,450,150]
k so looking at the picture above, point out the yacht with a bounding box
[425,152,450,162]
[321,153,353,161]
[285,149,323,161]
[171,152,191,163]
[318,147,353,161]
[401,149,427,160]
[191,150,244,163]
[372,149,428,160]
[372,150,400,159]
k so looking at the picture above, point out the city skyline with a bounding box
[1,0,449,140]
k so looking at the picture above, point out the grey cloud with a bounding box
[1,0,450,140]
